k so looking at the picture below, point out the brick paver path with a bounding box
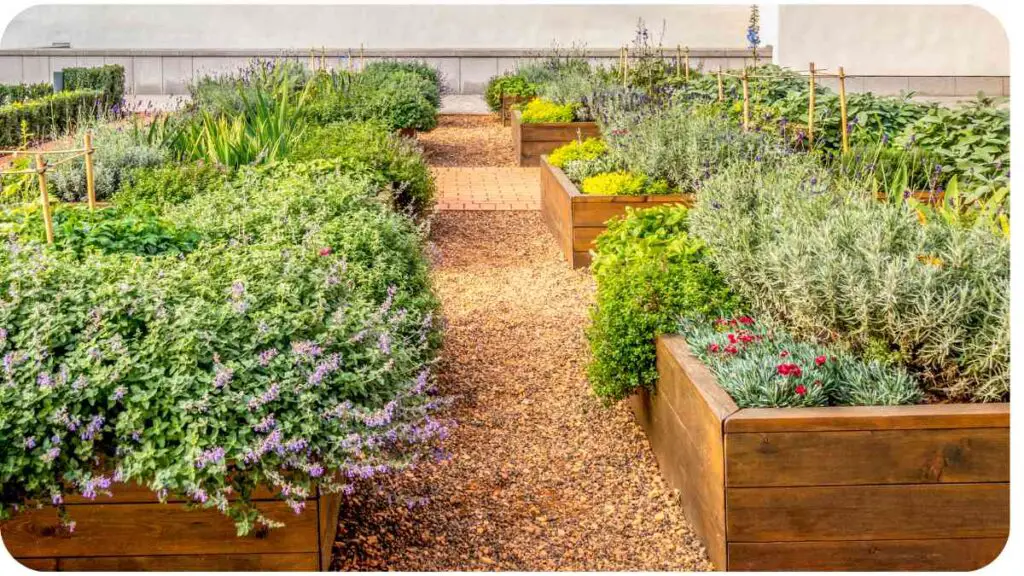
[433,167,540,211]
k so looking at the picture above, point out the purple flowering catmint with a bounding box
[189,487,209,504]
[350,330,367,343]
[196,446,226,469]
[364,400,397,428]
[24,436,36,449]
[110,385,127,402]
[0,327,7,343]
[284,438,308,453]
[379,285,397,315]
[341,484,355,496]
[412,369,430,394]
[291,340,322,361]
[213,365,233,389]
[307,353,341,386]
[254,414,276,433]
[287,500,306,514]
[51,493,63,505]
[37,372,54,389]
[378,332,392,356]
[42,447,61,463]
[257,348,279,367]
[80,414,105,441]
[230,281,245,299]
[308,464,324,478]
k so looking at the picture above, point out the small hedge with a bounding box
[484,73,537,112]
[63,64,126,105]
[0,83,52,106]
[0,89,103,146]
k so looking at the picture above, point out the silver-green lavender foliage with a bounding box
[48,123,168,202]
[562,154,622,184]
[690,157,1009,402]
[680,317,920,408]
[601,103,791,192]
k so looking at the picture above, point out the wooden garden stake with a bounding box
[622,46,629,87]
[35,153,54,245]
[717,67,724,102]
[84,131,96,210]
[360,43,365,70]
[675,45,681,76]
[684,46,690,80]
[838,66,850,153]
[741,69,750,131]
[308,49,314,71]
[807,62,816,146]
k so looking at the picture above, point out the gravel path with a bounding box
[332,211,712,571]
[417,115,515,167]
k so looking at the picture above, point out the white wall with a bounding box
[776,4,1009,76]
[1,4,751,50]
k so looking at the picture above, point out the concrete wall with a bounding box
[1,4,751,49]
[776,4,1009,97]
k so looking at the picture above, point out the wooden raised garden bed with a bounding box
[512,109,600,167]
[540,156,692,268]
[1,483,342,571]
[631,335,1009,571]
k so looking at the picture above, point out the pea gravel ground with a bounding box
[332,211,712,571]
[417,115,516,167]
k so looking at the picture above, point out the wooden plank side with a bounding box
[520,122,599,142]
[1,502,319,559]
[657,336,739,422]
[728,538,1007,571]
[727,483,1009,542]
[62,482,281,505]
[726,427,1009,487]
[571,251,591,269]
[572,225,605,253]
[539,158,573,264]
[726,403,1009,433]
[317,491,343,571]
[56,553,319,571]
[571,197,690,227]
[9,557,57,571]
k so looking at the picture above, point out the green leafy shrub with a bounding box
[113,162,229,208]
[362,61,443,107]
[484,73,536,112]
[62,64,126,105]
[288,121,434,216]
[519,98,575,123]
[690,157,1009,402]
[680,316,921,408]
[0,83,52,106]
[0,89,103,147]
[587,206,741,401]
[309,68,439,132]
[0,204,201,257]
[189,59,310,118]
[580,171,668,196]
[1,166,441,534]
[48,123,169,202]
[547,137,607,168]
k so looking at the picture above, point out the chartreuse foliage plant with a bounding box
[519,98,575,123]
[680,316,921,408]
[690,157,1009,402]
[0,166,443,535]
[547,138,607,169]
[587,206,740,401]
[580,171,668,196]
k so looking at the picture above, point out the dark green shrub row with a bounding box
[0,82,52,106]
[63,64,126,105]
[0,89,103,146]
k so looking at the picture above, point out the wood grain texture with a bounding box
[9,557,57,571]
[726,483,1009,542]
[513,111,600,166]
[2,501,318,559]
[317,490,343,570]
[726,427,1009,487]
[62,482,282,505]
[539,157,574,265]
[56,553,319,571]
[725,403,1009,433]
[727,538,1007,571]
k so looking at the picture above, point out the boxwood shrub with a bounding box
[62,64,126,105]
[0,83,52,106]
[0,89,103,146]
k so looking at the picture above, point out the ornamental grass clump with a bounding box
[0,166,443,535]
[680,316,921,408]
[690,157,1009,402]
[588,206,741,401]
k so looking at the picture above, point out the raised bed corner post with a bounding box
[807,62,816,147]
[84,131,97,210]
[838,66,850,154]
[741,69,750,131]
[35,153,54,245]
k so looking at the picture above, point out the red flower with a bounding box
[779,350,789,358]
[708,343,721,353]
[738,332,754,344]
[813,379,822,386]
[724,344,738,355]
[727,333,738,344]
[776,363,803,377]
[815,355,827,367]
[738,316,755,325]
[795,384,807,396]
[319,247,333,256]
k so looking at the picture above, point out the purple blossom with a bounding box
[230,281,245,299]
[364,400,397,428]
[291,340,322,361]
[285,438,308,453]
[341,484,355,496]
[213,365,233,389]
[308,353,341,385]
[72,375,88,390]
[308,464,324,478]
[287,500,306,514]
[258,348,279,367]
[189,487,209,504]
[51,493,63,505]
[378,332,392,356]
[254,414,277,433]
[42,447,61,463]
[412,369,430,394]
[23,436,36,449]
[249,382,280,410]
[80,414,105,441]
[379,285,397,315]
[196,446,226,469]
[323,400,354,420]
[110,385,127,402]
[37,372,54,389]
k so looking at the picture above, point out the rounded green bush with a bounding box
[484,74,537,112]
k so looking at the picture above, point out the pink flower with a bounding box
[795,384,807,396]
[319,247,332,257]
[708,343,721,353]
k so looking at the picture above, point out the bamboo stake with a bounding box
[308,49,314,71]
[838,66,849,153]
[622,46,629,87]
[35,153,54,245]
[675,45,681,76]
[360,43,365,70]
[684,46,690,80]
[84,131,96,210]
[717,66,724,102]
[807,62,816,146]
[741,69,750,131]
[619,46,625,79]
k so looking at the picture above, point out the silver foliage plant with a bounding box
[48,123,168,202]
[690,156,1009,402]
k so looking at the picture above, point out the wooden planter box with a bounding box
[540,157,692,268]
[511,110,600,167]
[1,483,342,571]
[631,335,1009,571]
